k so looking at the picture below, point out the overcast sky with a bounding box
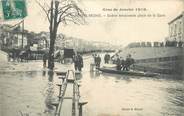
[1,0,184,46]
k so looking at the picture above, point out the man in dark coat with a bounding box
[123,54,135,71]
[74,53,83,71]
[43,53,48,68]
[104,53,110,64]
[96,55,101,68]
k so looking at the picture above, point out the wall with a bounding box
[119,47,184,60]
[119,47,184,75]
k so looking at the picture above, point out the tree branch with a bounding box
[50,0,54,36]
[58,4,73,14]
[35,0,51,22]
[58,6,74,22]
[58,12,76,21]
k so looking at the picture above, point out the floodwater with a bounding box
[0,57,184,116]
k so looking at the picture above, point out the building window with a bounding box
[170,26,173,37]
[178,21,182,34]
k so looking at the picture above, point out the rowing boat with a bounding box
[98,67,158,77]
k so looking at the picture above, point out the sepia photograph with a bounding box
[0,0,184,116]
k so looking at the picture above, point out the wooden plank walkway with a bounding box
[53,66,87,116]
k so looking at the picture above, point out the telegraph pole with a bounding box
[21,20,24,49]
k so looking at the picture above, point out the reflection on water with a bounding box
[0,64,184,116]
[76,73,83,80]
[90,71,101,78]
[44,70,55,114]
[48,71,54,82]
[166,86,184,107]
[80,71,184,116]
[0,70,58,116]
[42,70,46,77]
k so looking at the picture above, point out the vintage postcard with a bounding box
[0,0,184,116]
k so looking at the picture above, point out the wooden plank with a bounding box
[55,69,82,116]
[59,83,73,116]
[59,99,73,116]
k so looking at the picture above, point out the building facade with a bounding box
[168,11,184,42]
[14,31,28,48]
[0,24,28,49]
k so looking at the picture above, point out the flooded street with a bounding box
[0,70,57,116]
[0,0,184,115]
[0,57,184,116]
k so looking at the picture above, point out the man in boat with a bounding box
[121,58,125,70]
[116,57,122,70]
[111,54,119,64]
[123,54,135,71]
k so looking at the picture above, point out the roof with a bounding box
[168,12,183,25]
[4,30,28,34]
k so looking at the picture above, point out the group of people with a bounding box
[92,53,111,69]
[42,51,134,72]
[115,54,135,71]
[95,53,134,71]
[42,51,84,72]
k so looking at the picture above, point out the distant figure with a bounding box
[96,55,101,68]
[8,52,12,62]
[55,51,63,63]
[121,58,125,70]
[19,51,25,62]
[104,53,110,64]
[90,54,97,71]
[26,48,31,61]
[74,53,83,71]
[12,49,16,62]
[92,53,97,64]
[116,57,121,70]
[43,53,48,68]
[123,54,135,71]
[111,54,119,64]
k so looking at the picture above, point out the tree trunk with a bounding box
[48,35,55,70]
[48,0,54,70]
[48,0,59,70]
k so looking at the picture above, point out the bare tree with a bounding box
[36,0,85,70]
